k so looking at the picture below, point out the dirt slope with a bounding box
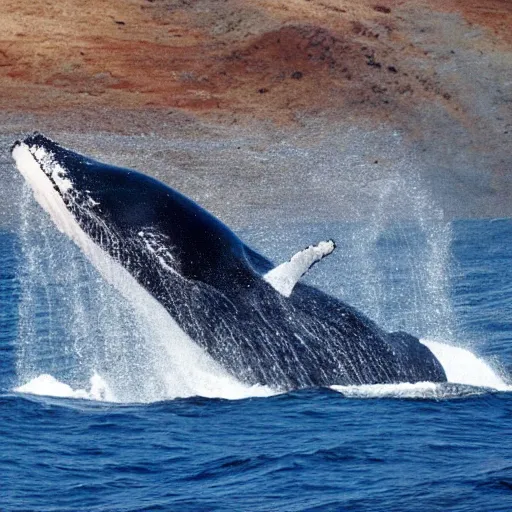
[0,0,510,125]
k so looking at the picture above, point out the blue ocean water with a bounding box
[1,218,511,511]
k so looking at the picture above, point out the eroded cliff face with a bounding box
[0,0,510,122]
[0,0,510,220]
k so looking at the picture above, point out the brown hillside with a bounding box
[0,0,510,125]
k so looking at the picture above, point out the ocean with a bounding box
[1,186,511,510]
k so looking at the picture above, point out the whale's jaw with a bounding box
[12,138,76,241]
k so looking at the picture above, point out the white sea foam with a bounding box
[333,339,511,398]
[16,339,510,402]
[331,381,439,399]
[421,339,510,391]
[15,372,274,402]
[15,373,115,401]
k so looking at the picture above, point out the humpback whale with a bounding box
[12,133,447,390]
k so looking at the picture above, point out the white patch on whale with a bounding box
[30,145,73,193]
[264,240,335,297]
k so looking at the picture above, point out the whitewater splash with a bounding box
[13,195,511,402]
[421,339,509,391]
[15,373,115,401]
[14,372,274,402]
[332,338,510,399]
[15,338,510,402]
[13,197,510,403]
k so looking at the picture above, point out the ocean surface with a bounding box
[1,191,511,511]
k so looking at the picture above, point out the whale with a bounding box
[11,133,447,390]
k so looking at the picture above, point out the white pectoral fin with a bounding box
[263,240,336,297]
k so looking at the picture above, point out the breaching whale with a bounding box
[12,133,447,390]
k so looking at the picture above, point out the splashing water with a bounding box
[15,184,274,402]
[15,373,114,401]
[13,171,510,402]
[336,173,455,341]
[332,339,511,399]
[421,339,510,391]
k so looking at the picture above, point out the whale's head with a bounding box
[11,132,167,227]
[11,133,249,286]
[11,133,162,258]
[12,132,89,214]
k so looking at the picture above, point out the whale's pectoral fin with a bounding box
[263,240,336,297]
